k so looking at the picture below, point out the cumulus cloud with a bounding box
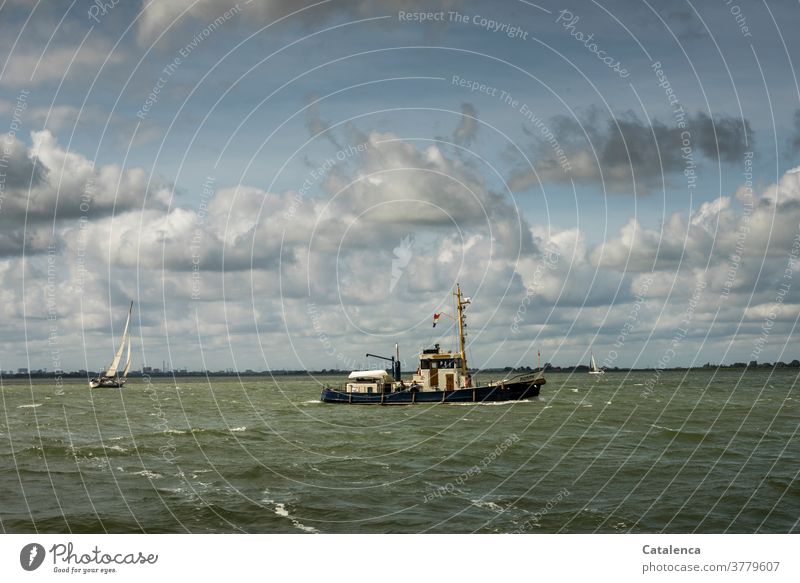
[0,132,47,190]
[4,123,798,372]
[593,167,800,289]
[0,131,170,256]
[0,124,540,368]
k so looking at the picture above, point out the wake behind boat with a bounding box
[89,302,134,389]
[320,285,545,405]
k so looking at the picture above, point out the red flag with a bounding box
[432,313,440,327]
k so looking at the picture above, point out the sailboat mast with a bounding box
[455,284,468,378]
[122,302,134,377]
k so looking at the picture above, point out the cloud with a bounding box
[662,6,707,41]
[0,131,170,257]
[691,111,752,162]
[304,93,342,150]
[24,104,162,146]
[136,0,456,46]
[0,228,53,258]
[593,167,800,278]
[3,125,798,371]
[790,109,800,152]
[507,108,753,194]
[0,41,123,87]
[0,132,47,190]
[453,103,478,146]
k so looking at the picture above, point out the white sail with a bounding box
[104,302,133,377]
[588,351,604,374]
[121,332,133,377]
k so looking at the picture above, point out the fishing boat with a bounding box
[320,285,545,404]
[588,350,604,375]
[89,302,134,389]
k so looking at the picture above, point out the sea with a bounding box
[1,370,797,533]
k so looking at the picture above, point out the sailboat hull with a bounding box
[89,378,127,389]
[320,378,544,405]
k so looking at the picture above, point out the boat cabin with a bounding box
[411,344,469,391]
[345,370,393,394]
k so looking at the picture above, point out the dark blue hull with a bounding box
[320,379,543,405]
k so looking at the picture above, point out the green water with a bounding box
[1,370,797,533]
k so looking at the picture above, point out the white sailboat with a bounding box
[588,351,604,375]
[90,302,134,388]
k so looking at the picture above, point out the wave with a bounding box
[650,424,680,432]
[133,470,162,479]
[470,499,506,514]
[5,441,133,460]
[17,403,42,408]
[649,423,712,442]
[263,499,319,533]
[161,426,254,437]
[448,399,537,407]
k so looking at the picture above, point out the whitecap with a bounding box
[470,499,506,514]
[134,470,162,479]
[229,426,246,432]
[270,501,320,533]
[650,423,679,432]
[450,400,522,407]
[17,403,42,408]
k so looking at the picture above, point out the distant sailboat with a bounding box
[90,302,133,388]
[588,351,604,375]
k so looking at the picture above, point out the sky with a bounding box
[0,0,799,372]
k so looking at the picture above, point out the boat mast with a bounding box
[455,284,468,378]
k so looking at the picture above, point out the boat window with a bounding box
[420,359,430,370]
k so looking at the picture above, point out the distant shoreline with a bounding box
[3,360,798,380]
